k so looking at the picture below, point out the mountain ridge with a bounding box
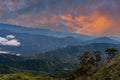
[85,37,120,45]
[36,43,120,63]
[0,29,83,56]
[0,23,95,41]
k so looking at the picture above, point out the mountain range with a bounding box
[35,43,120,64]
[0,29,83,56]
[85,37,120,45]
[0,23,120,79]
[0,23,95,41]
[0,23,120,56]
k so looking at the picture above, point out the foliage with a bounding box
[70,48,120,80]
[36,43,120,64]
[105,48,118,59]
[0,73,65,80]
[91,54,120,80]
[70,51,102,80]
[0,48,120,80]
[0,54,71,78]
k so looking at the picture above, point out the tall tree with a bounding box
[105,48,118,59]
[94,51,102,66]
[79,51,91,66]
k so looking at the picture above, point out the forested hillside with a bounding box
[0,48,120,80]
[69,48,120,80]
[36,43,120,64]
[0,54,72,78]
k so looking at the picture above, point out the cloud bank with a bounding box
[0,35,21,46]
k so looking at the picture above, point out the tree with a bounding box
[71,51,97,79]
[71,51,102,80]
[88,56,95,66]
[79,51,91,66]
[105,48,118,59]
[94,51,102,66]
[71,48,119,80]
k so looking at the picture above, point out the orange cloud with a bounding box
[61,12,114,36]
[1,0,120,37]
[6,11,119,37]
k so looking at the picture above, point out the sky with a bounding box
[0,0,120,37]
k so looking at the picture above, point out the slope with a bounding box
[36,43,120,63]
[91,54,120,80]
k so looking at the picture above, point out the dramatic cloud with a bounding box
[61,11,114,36]
[0,35,21,46]
[0,0,120,36]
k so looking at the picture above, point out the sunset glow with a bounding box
[0,0,120,36]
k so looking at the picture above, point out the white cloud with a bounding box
[0,35,21,46]
[0,51,21,56]
[7,35,15,39]
[16,53,21,56]
[0,51,9,54]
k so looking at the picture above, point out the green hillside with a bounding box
[36,43,120,64]
[91,54,120,80]
[0,73,65,80]
[0,48,120,80]
[70,49,120,80]
[0,54,71,78]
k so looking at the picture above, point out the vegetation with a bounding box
[36,43,120,64]
[70,51,102,80]
[0,54,71,78]
[92,54,120,80]
[105,48,118,59]
[0,73,65,80]
[70,48,120,80]
[0,48,120,80]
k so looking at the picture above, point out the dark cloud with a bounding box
[0,0,120,36]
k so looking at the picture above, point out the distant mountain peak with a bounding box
[95,37,113,40]
[86,36,120,44]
